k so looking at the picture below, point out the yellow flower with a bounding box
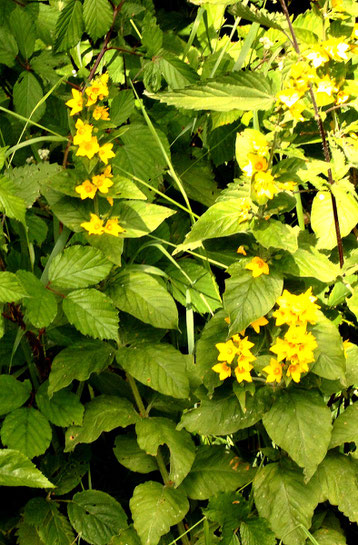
[65,89,83,116]
[98,143,115,164]
[81,213,104,235]
[289,62,316,93]
[277,89,302,108]
[237,198,251,224]
[288,102,305,122]
[286,363,303,383]
[305,47,330,68]
[212,362,232,380]
[224,316,231,324]
[85,73,109,106]
[73,119,93,145]
[241,154,268,177]
[92,173,113,194]
[343,339,353,358]
[250,316,269,334]
[234,364,253,383]
[103,218,125,237]
[93,105,110,121]
[76,136,100,159]
[323,38,350,61]
[336,90,349,105]
[107,197,114,206]
[75,179,97,200]
[245,256,269,278]
[272,288,320,327]
[252,170,278,202]
[277,181,296,192]
[237,245,247,256]
[262,358,283,383]
[270,325,317,367]
[332,0,345,11]
[103,165,113,178]
[352,23,358,40]
[315,75,338,97]
[216,339,237,364]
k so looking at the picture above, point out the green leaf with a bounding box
[311,188,358,250]
[178,389,273,435]
[0,449,54,488]
[83,0,113,41]
[13,72,45,123]
[316,452,358,523]
[16,520,43,545]
[312,528,346,545]
[0,375,31,416]
[110,527,142,545]
[136,417,195,486]
[63,288,119,341]
[9,7,36,59]
[253,460,320,545]
[182,446,255,500]
[280,247,339,283]
[240,519,276,545]
[252,219,298,253]
[0,176,27,225]
[159,54,200,89]
[48,245,113,289]
[68,490,128,545]
[330,403,358,449]
[109,91,135,126]
[36,382,84,428]
[164,259,222,315]
[311,314,346,382]
[54,0,84,52]
[113,435,158,474]
[48,340,114,396]
[108,271,178,329]
[204,491,250,541]
[347,287,358,321]
[0,27,18,67]
[7,163,60,209]
[223,264,283,336]
[263,389,332,481]
[17,271,57,328]
[114,201,176,238]
[230,3,284,30]
[29,499,75,545]
[65,395,138,451]
[1,407,52,459]
[86,232,124,266]
[173,154,220,207]
[345,343,358,386]
[116,343,190,399]
[147,72,275,112]
[130,482,189,545]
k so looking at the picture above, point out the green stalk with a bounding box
[0,106,65,138]
[126,372,146,417]
[295,188,305,230]
[41,227,70,285]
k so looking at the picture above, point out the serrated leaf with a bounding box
[311,188,358,250]
[130,482,189,545]
[0,27,18,67]
[312,527,346,545]
[263,389,332,481]
[49,245,113,289]
[280,247,339,283]
[116,343,190,399]
[16,520,44,545]
[240,519,276,545]
[54,0,84,52]
[252,219,298,253]
[113,435,158,474]
[109,91,135,126]
[1,407,52,459]
[136,417,195,486]
[37,501,75,545]
[0,176,26,224]
[182,446,255,500]
[48,340,114,396]
[0,449,54,488]
[86,232,124,266]
[229,3,284,30]
[17,270,57,328]
[36,381,84,428]
[178,389,273,435]
[316,452,358,523]
[147,72,274,112]
[114,201,176,238]
[253,460,320,545]
[0,271,28,303]
[311,314,346,382]
[13,72,45,123]
[110,526,142,545]
[223,263,283,335]
[330,404,358,449]
[68,490,127,545]
[108,270,178,329]
[7,163,60,208]
[65,395,138,451]
[0,375,31,416]
[9,7,36,59]
[159,54,200,89]
[83,0,113,41]
[63,288,118,340]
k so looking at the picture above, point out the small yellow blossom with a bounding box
[277,181,296,192]
[270,325,318,367]
[252,170,279,202]
[241,154,268,177]
[237,198,251,224]
[343,339,353,358]
[103,165,113,178]
[86,73,109,106]
[216,339,237,364]
[65,89,83,116]
[73,119,93,145]
[107,197,114,206]
[352,23,358,40]
[93,105,110,121]
[237,245,247,256]
[273,288,320,327]
[245,256,269,278]
[332,0,345,11]
[92,173,113,194]
[213,334,256,383]
[98,143,115,164]
[212,362,232,380]
[75,179,97,200]
[235,364,253,383]
[336,90,349,105]
[103,218,125,237]
[250,316,269,334]
[76,136,100,159]
[81,213,105,235]
[305,47,330,68]
[224,316,231,324]
[323,38,350,61]
[289,62,316,93]
[315,75,338,97]
[262,358,283,383]
[277,89,302,108]
[286,363,303,383]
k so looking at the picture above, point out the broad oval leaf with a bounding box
[311,314,346,383]
[113,435,158,474]
[83,0,113,41]
[68,490,128,545]
[17,270,57,328]
[252,219,299,253]
[130,481,189,545]
[114,201,176,238]
[0,176,26,225]
[0,271,28,303]
[0,449,54,488]
[116,343,190,399]
[330,403,358,449]
[13,72,45,123]
[36,382,84,428]
[1,407,52,459]
[280,247,339,283]
[0,375,31,416]
[54,0,84,52]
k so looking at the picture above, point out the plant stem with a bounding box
[126,372,146,416]
[295,189,305,230]
[278,0,344,267]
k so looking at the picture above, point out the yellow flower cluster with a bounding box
[262,288,320,384]
[65,74,124,238]
[212,334,256,384]
[245,256,269,278]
